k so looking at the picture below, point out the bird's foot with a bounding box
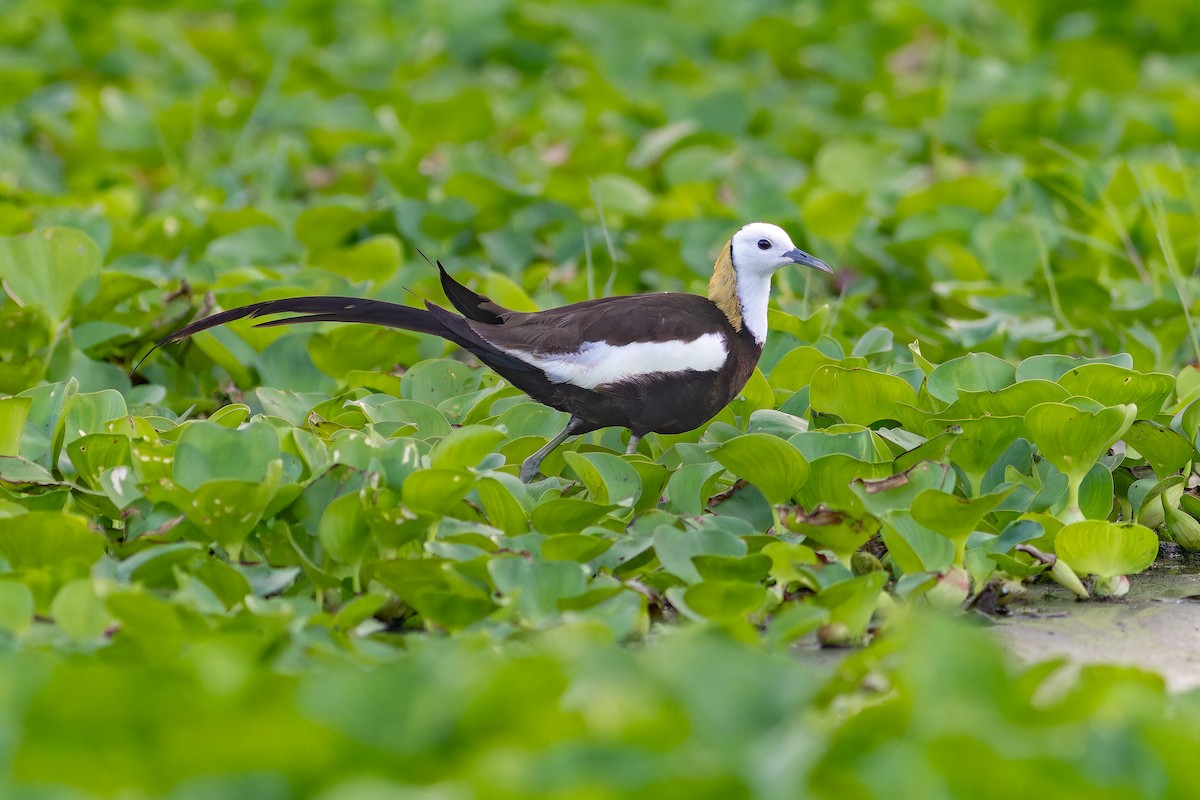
[519,459,540,483]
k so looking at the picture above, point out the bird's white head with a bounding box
[730,222,832,279]
[709,222,832,345]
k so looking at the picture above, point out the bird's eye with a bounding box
[757,239,771,250]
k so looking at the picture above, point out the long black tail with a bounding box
[132,293,548,383]
[132,296,450,374]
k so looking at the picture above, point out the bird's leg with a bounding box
[625,434,640,455]
[520,417,579,483]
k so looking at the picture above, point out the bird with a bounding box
[136,222,832,482]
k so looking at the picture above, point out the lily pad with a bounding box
[925,353,1016,404]
[1024,402,1135,521]
[562,451,642,508]
[401,469,474,517]
[1054,520,1158,597]
[0,395,32,457]
[850,461,955,518]
[809,366,919,426]
[173,418,281,491]
[0,511,106,611]
[812,572,888,647]
[780,506,880,566]
[428,425,507,470]
[1123,420,1194,480]
[0,227,102,324]
[1057,364,1175,418]
[711,433,809,504]
[911,487,1014,565]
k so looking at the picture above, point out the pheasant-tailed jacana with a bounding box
[137,222,832,481]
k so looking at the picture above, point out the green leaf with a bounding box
[401,469,474,516]
[294,203,370,249]
[652,524,745,585]
[938,416,1025,491]
[319,492,372,567]
[1056,364,1175,417]
[1054,520,1158,579]
[428,425,507,470]
[208,404,250,428]
[629,460,670,514]
[810,366,919,426]
[541,534,613,563]
[359,399,451,438]
[878,513,956,574]
[61,389,127,449]
[191,560,252,609]
[769,347,867,391]
[795,455,891,517]
[711,433,809,504]
[925,353,1016,404]
[562,451,641,508]
[766,602,829,650]
[0,456,57,488]
[1024,403,1136,482]
[974,220,1039,286]
[480,273,539,313]
[529,498,613,535]
[663,462,725,516]
[332,593,390,631]
[0,227,102,323]
[812,572,888,646]
[790,427,887,462]
[951,380,1070,418]
[850,461,955,518]
[761,540,820,586]
[892,429,960,473]
[50,579,110,639]
[781,507,879,566]
[476,476,530,535]
[184,464,282,559]
[0,580,34,633]
[408,590,498,630]
[589,173,653,216]
[0,395,31,457]
[736,367,775,415]
[1015,353,1133,383]
[173,418,282,491]
[911,487,1014,565]
[488,556,587,621]
[0,511,106,612]
[66,433,130,490]
[851,326,894,357]
[310,235,402,283]
[682,581,767,621]
[1123,420,1194,480]
[401,359,482,407]
[692,553,772,583]
[105,589,184,661]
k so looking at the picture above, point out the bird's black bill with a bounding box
[785,248,833,273]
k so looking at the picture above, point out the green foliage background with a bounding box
[3,0,1200,796]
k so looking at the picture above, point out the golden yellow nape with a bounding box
[707,239,742,332]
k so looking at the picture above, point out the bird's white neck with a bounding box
[707,240,771,345]
[736,270,772,345]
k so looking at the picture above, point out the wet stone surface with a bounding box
[991,558,1200,691]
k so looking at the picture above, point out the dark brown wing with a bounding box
[439,264,509,324]
[474,293,733,354]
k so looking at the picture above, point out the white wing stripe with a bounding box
[501,334,728,389]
